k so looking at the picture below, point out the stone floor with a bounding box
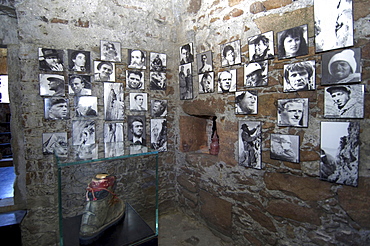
[158,209,233,246]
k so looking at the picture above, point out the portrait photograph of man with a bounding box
[179,43,194,65]
[75,96,98,117]
[283,60,316,92]
[196,51,213,74]
[199,72,214,94]
[68,75,91,96]
[270,134,299,163]
[244,61,268,87]
[38,48,64,72]
[128,49,146,69]
[220,40,241,67]
[42,132,68,157]
[126,70,144,90]
[238,120,262,169]
[324,84,364,119]
[218,70,236,93]
[320,121,359,187]
[44,98,69,120]
[248,31,274,62]
[151,99,168,117]
[39,74,65,96]
[314,0,354,52]
[235,90,258,115]
[277,98,309,127]
[100,40,121,62]
[67,49,91,72]
[129,92,148,111]
[94,61,115,82]
[127,115,146,146]
[150,52,166,72]
[321,48,361,85]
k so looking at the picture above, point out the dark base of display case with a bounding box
[63,203,157,246]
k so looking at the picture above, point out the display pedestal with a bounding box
[63,203,157,246]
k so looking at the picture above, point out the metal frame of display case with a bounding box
[56,149,159,246]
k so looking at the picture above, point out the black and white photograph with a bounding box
[0,75,9,103]
[277,98,309,127]
[277,24,308,59]
[72,120,97,160]
[196,51,213,74]
[270,134,299,163]
[126,70,144,90]
[283,60,316,92]
[150,52,166,72]
[199,72,214,94]
[94,61,115,82]
[218,70,237,93]
[38,48,64,72]
[129,92,148,111]
[104,82,125,121]
[127,115,146,146]
[67,49,91,72]
[321,48,361,85]
[220,40,241,67]
[129,145,148,155]
[75,96,98,117]
[314,0,354,52]
[44,98,69,120]
[39,74,65,97]
[324,84,364,119]
[320,121,359,187]
[248,31,275,62]
[42,132,68,157]
[179,63,193,100]
[151,99,168,117]
[238,121,262,169]
[68,75,92,96]
[151,118,167,152]
[100,40,121,62]
[235,90,258,115]
[128,49,146,69]
[104,122,124,158]
[244,61,268,87]
[150,71,166,90]
[179,43,194,65]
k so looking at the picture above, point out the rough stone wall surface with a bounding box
[175,0,370,245]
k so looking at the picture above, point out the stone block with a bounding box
[244,205,277,232]
[177,174,198,192]
[250,2,266,14]
[200,189,232,236]
[263,0,293,11]
[181,187,198,205]
[264,172,333,201]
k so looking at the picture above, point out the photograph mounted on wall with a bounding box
[42,132,68,157]
[68,75,92,96]
[151,118,167,152]
[104,122,124,158]
[75,96,98,117]
[321,48,361,85]
[150,72,166,90]
[244,61,268,87]
[196,50,213,74]
[314,0,354,52]
[38,48,64,72]
[199,72,214,94]
[238,121,262,169]
[100,40,121,62]
[179,43,194,65]
[248,31,275,62]
[270,134,299,163]
[129,92,148,111]
[151,99,168,117]
[277,98,309,127]
[235,90,258,115]
[128,49,146,70]
[39,74,65,97]
[320,121,359,187]
[324,84,364,119]
[277,24,308,60]
[127,115,146,146]
[72,120,97,160]
[44,98,69,120]
[220,40,241,67]
[283,60,316,92]
[67,49,91,72]
[126,70,144,90]
[179,63,193,100]
[218,69,236,93]
[0,75,9,103]
[94,61,115,82]
[104,82,125,121]
[150,52,166,72]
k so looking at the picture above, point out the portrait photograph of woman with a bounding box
[277,24,308,59]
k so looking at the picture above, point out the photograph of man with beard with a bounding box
[128,49,146,69]
[101,41,121,62]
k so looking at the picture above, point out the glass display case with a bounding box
[56,147,159,246]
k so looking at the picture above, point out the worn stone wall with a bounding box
[175,0,370,245]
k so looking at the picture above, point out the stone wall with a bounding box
[175,0,370,245]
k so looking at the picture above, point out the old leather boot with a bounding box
[79,173,126,244]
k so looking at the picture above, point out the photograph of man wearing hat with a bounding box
[44,98,69,120]
[244,61,267,87]
[39,48,64,71]
[47,76,65,96]
[325,85,364,118]
[322,48,361,85]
